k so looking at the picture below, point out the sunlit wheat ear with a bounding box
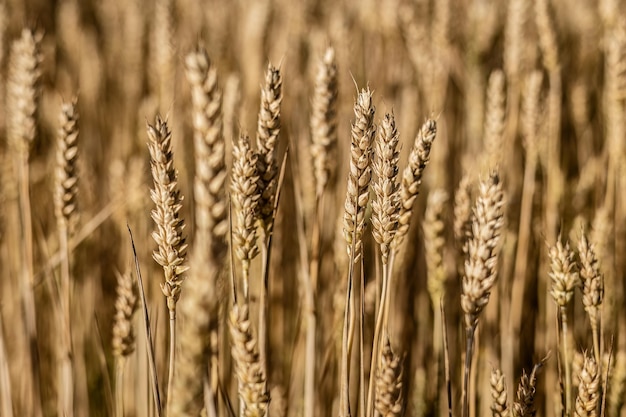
[184,44,228,266]
[231,134,261,284]
[371,113,400,265]
[393,118,437,248]
[310,46,338,197]
[374,336,404,417]
[54,99,80,237]
[577,231,604,332]
[7,28,42,154]
[575,353,599,417]
[255,64,283,233]
[490,368,508,417]
[461,171,504,330]
[424,189,449,305]
[147,116,188,314]
[229,303,269,417]
[343,88,375,262]
[548,238,578,309]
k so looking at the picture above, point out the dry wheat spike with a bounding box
[147,116,188,314]
[54,99,80,237]
[394,118,437,248]
[374,336,404,417]
[490,368,508,417]
[548,238,578,308]
[424,189,449,305]
[343,88,375,262]
[578,232,604,330]
[454,174,473,255]
[575,353,599,417]
[112,271,138,358]
[256,64,283,232]
[310,46,338,197]
[512,364,541,417]
[372,113,401,265]
[461,171,504,329]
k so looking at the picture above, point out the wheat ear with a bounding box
[512,363,542,417]
[578,232,604,363]
[6,28,43,417]
[548,236,579,416]
[231,133,261,300]
[147,116,188,409]
[229,303,269,417]
[374,336,404,417]
[575,353,600,417]
[112,270,138,417]
[424,189,449,306]
[54,98,80,417]
[491,368,508,417]
[311,46,339,196]
[461,171,504,417]
[483,69,506,170]
[393,118,437,248]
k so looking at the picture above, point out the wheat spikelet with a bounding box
[54,98,80,237]
[184,45,228,266]
[255,64,283,232]
[371,113,400,265]
[393,118,437,248]
[7,28,42,155]
[490,368,508,417]
[112,271,138,358]
[229,303,269,417]
[548,238,578,308]
[574,353,599,417]
[577,232,604,329]
[310,46,338,197]
[231,133,261,281]
[343,88,375,262]
[461,171,504,329]
[424,189,449,305]
[374,336,403,417]
[147,116,188,314]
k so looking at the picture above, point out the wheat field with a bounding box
[0,0,625,417]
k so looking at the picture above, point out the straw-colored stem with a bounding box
[462,326,476,417]
[560,307,572,417]
[167,314,176,413]
[115,359,125,417]
[58,227,74,417]
[367,261,389,417]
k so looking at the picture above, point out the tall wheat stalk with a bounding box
[147,116,188,410]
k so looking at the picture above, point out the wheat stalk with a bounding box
[147,115,188,409]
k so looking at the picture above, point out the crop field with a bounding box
[0,1,625,417]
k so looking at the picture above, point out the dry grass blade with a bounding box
[311,46,338,196]
[229,303,269,417]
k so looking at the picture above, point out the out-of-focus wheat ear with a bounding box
[342,88,376,263]
[229,303,269,417]
[169,264,219,417]
[504,0,527,83]
[0,313,13,417]
[578,231,604,365]
[231,133,261,299]
[534,0,559,74]
[483,70,506,171]
[147,116,188,315]
[575,353,600,417]
[393,118,437,249]
[184,45,228,266]
[461,171,505,330]
[269,385,287,417]
[371,112,401,265]
[255,64,283,234]
[310,46,338,197]
[424,189,449,306]
[512,363,542,417]
[491,368,508,417]
[151,0,175,112]
[454,174,473,258]
[54,98,80,237]
[112,270,139,417]
[608,352,626,417]
[374,336,404,417]
[548,236,578,417]
[6,28,43,417]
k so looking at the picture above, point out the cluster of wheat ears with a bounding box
[2,0,626,417]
